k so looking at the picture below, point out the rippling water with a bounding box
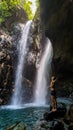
[0,106,49,130]
[0,98,72,130]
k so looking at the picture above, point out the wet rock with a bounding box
[35,118,64,130]
[5,122,26,130]
[34,103,73,130]
[19,77,33,103]
[0,30,15,105]
[43,107,66,121]
[51,120,64,130]
[68,104,73,122]
[35,119,50,130]
[63,118,71,125]
[0,98,3,105]
[1,7,28,30]
[0,20,38,105]
[36,119,48,126]
[68,125,73,130]
[38,0,73,99]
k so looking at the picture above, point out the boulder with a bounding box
[43,107,66,121]
[68,104,73,122]
[68,125,73,130]
[5,122,26,130]
[35,119,49,130]
[51,120,64,130]
[35,119,64,130]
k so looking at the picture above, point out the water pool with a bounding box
[0,98,72,130]
[0,106,49,130]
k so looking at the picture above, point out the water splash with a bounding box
[11,21,32,105]
[34,38,53,105]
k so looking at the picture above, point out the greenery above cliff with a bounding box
[0,0,39,23]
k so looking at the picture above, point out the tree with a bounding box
[23,0,33,19]
[0,0,21,23]
[0,0,39,23]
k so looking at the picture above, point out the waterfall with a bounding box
[34,38,53,105]
[11,21,32,106]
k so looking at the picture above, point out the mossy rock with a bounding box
[5,122,26,130]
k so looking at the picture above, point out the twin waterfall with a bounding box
[11,21,53,106]
[34,39,53,105]
[11,21,32,105]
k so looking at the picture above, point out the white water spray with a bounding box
[34,38,53,105]
[11,21,32,105]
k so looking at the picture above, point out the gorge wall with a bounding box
[0,0,73,105]
[39,0,73,99]
[0,8,28,105]
[0,7,41,105]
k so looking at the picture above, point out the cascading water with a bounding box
[11,21,32,106]
[34,38,53,105]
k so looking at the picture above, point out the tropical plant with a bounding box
[0,0,39,23]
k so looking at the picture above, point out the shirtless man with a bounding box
[50,76,57,112]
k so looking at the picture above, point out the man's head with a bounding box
[51,76,56,81]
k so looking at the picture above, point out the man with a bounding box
[50,76,57,112]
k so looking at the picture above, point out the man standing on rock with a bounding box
[50,76,57,112]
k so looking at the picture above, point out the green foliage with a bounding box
[35,0,39,8]
[23,1,33,19]
[0,0,39,23]
[0,0,21,23]
[0,1,9,22]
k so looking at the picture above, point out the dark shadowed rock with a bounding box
[68,104,73,122]
[63,118,71,125]
[68,125,73,130]
[0,30,14,105]
[51,120,64,130]
[35,118,64,130]
[43,106,66,121]
[38,0,73,98]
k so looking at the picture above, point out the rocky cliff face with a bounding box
[0,10,42,104]
[0,8,28,105]
[0,0,73,104]
[1,7,28,30]
[39,0,73,99]
[0,30,14,104]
